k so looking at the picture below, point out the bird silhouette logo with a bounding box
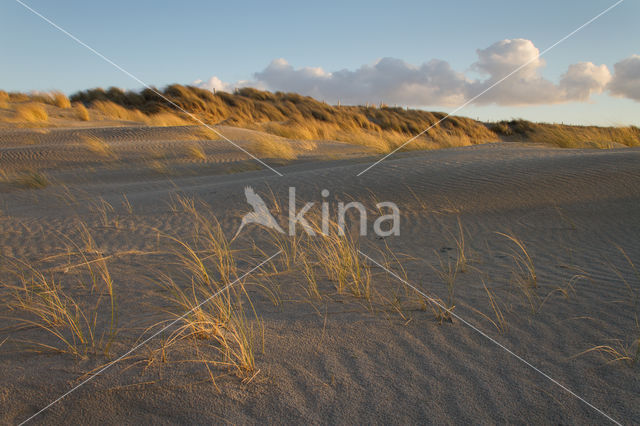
[233,186,284,239]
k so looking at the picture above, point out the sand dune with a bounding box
[0,126,639,423]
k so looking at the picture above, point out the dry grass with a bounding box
[153,197,260,376]
[0,84,619,152]
[447,216,470,272]
[471,279,508,334]
[91,100,148,122]
[82,135,116,159]
[602,244,640,300]
[188,126,222,141]
[144,112,190,127]
[15,171,49,189]
[304,220,372,299]
[575,316,640,368]
[490,119,640,148]
[432,253,458,323]
[14,103,48,123]
[577,339,640,367]
[73,102,90,121]
[498,232,537,288]
[0,90,8,109]
[89,100,190,127]
[249,134,296,160]
[49,91,71,109]
[497,232,540,314]
[90,198,116,227]
[185,143,207,161]
[1,237,118,358]
[70,85,497,152]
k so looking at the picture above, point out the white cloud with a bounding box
[253,57,467,106]
[467,39,561,105]
[608,55,640,101]
[192,76,231,92]
[559,62,611,102]
[193,39,624,106]
[192,76,260,92]
[467,39,610,105]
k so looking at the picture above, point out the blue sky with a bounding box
[1,0,638,125]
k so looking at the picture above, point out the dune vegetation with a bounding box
[489,119,640,149]
[69,85,640,150]
[2,86,640,152]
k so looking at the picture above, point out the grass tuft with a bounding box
[14,103,48,123]
[82,135,116,159]
[16,171,49,189]
[50,91,71,109]
[73,102,90,121]
[249,134,296,160]
[1,241,118,358]
[185,143,207,161]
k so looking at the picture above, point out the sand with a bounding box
[0,126,639,424]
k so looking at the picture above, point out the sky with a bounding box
[1,0,638,125]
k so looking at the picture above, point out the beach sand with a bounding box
[1,126,639,424]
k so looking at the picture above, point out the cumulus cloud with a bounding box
[466,39,562,105]
[467,39,610,105]
[193,38,625,106]
[192,76,259,92]
[254,57,467,106]
[559,62,611,102]
[608,55,640,101]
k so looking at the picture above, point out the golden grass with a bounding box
[10,84,624,151]
[249,134,296,160]
[188,126,222,141]
[490,119,640,148]
[50,91,71,109]
[319,231,372,299]
[432,253,458,322]
[497,232,537,288]
[89,100,190,127]
[82,135,116,159]
[496,232,541,314]
[0,90,8,109]
[71,85,497,152]
[185,143,207,161]
[1,233,118,358]
[144,111,190,127]
[153,196,260,376]
[448,216,469,272]
[478,280,508,334]
[14,103,48,123]
[91,100,148,122]
[73,102,90,121]
[575,318,640,368]
[294,218,372,299]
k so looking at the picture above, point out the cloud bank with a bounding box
[608,54,640,101]
[194,39,638,107]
